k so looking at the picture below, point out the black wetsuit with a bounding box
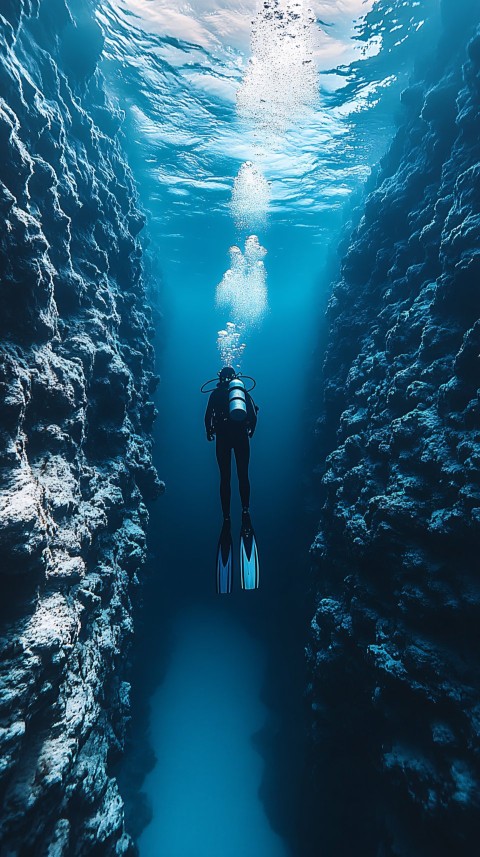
[205,384,258,518]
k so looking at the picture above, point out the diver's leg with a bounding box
[216,434,232,519]
[233,432,250,511]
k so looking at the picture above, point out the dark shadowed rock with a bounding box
[0,0,163,853]
[308,4,480,856]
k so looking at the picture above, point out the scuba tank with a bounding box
[201,370,257,425]
[228,378,247,421]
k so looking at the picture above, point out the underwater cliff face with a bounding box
[309,2,480,855]
[0,0,162,852]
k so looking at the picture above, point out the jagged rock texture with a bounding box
[0,1,162,854]
[308,5,480,857]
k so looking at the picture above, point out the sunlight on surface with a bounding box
[99,0,386,218]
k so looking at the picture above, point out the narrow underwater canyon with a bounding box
[0,1,479,856]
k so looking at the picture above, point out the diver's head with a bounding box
[218,366,236,385]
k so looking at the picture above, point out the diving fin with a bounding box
[240,511,259,590]
[216,519,233,594]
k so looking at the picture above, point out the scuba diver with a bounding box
[203,366,259,593]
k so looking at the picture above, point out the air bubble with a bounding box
[216,236,268,328]
[217,322,246,368]
[230,161,270,231]
[236,0,318,139]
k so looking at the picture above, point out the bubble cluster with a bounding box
[217,322,247,368]
[216,3,318,367]
[237,0,318,138]
[216,235,268,328]
[230,161,270,231]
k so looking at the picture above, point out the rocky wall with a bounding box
[308,2,480,855]
[0,1,163,853]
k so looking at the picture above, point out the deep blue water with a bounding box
[98,1,443,853]
[132,214,318,856]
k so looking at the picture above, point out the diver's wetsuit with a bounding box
[205,384,257,518]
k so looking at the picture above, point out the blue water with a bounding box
[131,215,319,855]
[138,608,289,857]
[98,1,442,853]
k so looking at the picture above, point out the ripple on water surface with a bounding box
[100,0,435,221]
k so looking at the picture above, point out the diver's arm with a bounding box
[246,393,258,437]
[205,393,215,440]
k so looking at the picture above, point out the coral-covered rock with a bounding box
[308,5,480,856]
[0,1,163,853]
